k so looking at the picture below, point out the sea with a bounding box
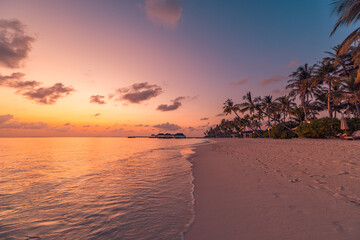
[0,137,208,239]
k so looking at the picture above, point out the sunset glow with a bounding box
[0,0,353,136]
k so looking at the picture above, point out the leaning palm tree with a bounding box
[223,98,263,137]
[331,0,360,82]
[286,64,315,122]
[241,92,295,133]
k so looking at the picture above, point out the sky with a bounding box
[0,0,355,137]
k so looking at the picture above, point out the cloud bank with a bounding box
[0,19,34,68]
[143,0,182,29]
[116,82,162,103]
[0,114,48,129]
[156,96,185,111]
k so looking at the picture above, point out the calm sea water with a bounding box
[0,137,206,239]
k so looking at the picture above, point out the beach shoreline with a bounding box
[185,138,360,240]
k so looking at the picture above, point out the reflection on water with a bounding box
[0,138,204,239]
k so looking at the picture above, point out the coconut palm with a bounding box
[335,75,360,116]
[286,64,315,122]
[223,98,263,137]
[290,106,306,124]
[241,92,295,133]
[331,0,360,82]
[259,95,279,127]
[239,92,260,115]
[275,95,296,122]
[313,58,338,118]
[325,45,353,76]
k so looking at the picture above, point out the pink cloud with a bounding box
[142,0,182,29]
[259,75,287,86]
[283,60,299,69]
[229,77,250,87]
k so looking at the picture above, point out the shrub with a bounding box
[270,121,298,139]
[346,118,360,135]
[295,117,340,138]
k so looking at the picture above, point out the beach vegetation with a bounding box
[346,117,360,134]
[270,122,298,139]
[295,117,341,138]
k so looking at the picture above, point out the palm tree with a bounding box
[239,92,260,115]
[290,106,305,124]
[223,98,263,137]
[275,95,295,122]
[331,0,360,82]
[241,92,295,133]
[259,95,275,127]
[335,75,360,116]
[325,45,353,76]
[286,64,315,122]
[313,58,338,118]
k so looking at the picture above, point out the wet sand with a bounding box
[186,138,360,240]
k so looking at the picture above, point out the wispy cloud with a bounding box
[142,0,182,29]
[90,95,106,104]
[283,60,299,70]
[0,19,35,68]
[259,75,287,86]
[0,73,74,104]
[200,117,209,121]
[216,113,225,117]
[156,96,185,111]
[153,122,181,131]
[271,88,290,96]
[94,113,101,117]
[229,77,250,87]
[115,82,162,104]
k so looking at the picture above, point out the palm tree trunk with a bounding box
[328,79,333,118]
[356,101,360,117]
[301,96,309,122]
[283,109,287,122]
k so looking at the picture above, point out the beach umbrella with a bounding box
[341,116,349,136]
[340,116,349,130]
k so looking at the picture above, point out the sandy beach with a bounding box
[186,139,360,240]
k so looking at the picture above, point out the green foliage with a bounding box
[270,122,298,139]
[252,131,268,138]
[346,118,360,134]
[295,117,340,138]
